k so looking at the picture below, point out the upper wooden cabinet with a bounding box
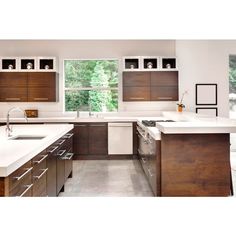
[123,71,179,102]
[0,72,58,102]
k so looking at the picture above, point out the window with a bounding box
[64,60,119,112]
[229,55,236,118]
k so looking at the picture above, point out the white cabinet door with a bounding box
[108,123,133,155]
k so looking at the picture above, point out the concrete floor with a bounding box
[59,160,154,197]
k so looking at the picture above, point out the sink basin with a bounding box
[9,135,46,140]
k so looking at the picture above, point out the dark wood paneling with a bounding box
[161,133,231,196]
[28,87,56,102]
[0,72,27,87]
[123,72,150,87]
[0,87,28,102]
[150,86,178,101]
[150,71,178,86]
[88,123,108,155]
[123,86,150,101]
[28,72,56,87]
[73,124,89,155]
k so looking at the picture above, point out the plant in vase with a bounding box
[177,90,188,112]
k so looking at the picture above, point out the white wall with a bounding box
[176,40,236,118]
[0,40,176,117]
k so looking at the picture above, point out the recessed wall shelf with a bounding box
[160,57,177,70]
[142,56,159,70]
[0,57,19,71]
[20,57,37,71]
[123,57,141,71]
[38,57,56,71]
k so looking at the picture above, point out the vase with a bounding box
[177,105,183,112]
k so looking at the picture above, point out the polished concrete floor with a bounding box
[59,160,154,197]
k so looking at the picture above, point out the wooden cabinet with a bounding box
[123,71,178,102]
[88,123,108,155]
[0,72,58,102]
[0,72,28,102]
[73,124,89,155]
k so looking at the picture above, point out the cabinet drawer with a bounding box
[28,87,56,102]
[150,86,178,101]
[9,174,32,197]
[151,71,178,86]
[33,170,47,197]
[123,87,150,101]
[8,161,32,191]
[0,87,28,102]
[123,72,150,86]
[32,151,48,167]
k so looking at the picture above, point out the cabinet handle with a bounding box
[13,167,33,181]
[141,157,147,163]
[57,149,66,157]
[157,97,173,100]
[57,139,65,145]
[33,168,48,180]
[49,146,59,153]
[33,154,48,164]
[34,98,49,101]
[5,98,21,101]
[19,184,33,197]
[63,133,74,139]
[129,97,145,100]
[63,152,74,160]
[75,125,87,127]
[90,124,106,127]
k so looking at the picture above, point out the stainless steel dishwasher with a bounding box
[108,122,133,155]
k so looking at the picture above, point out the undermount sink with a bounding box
[9,135,46,140]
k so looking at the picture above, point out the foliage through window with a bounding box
[229,55,236,118]
[64,60,118,112]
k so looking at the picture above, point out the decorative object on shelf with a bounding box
[8,64,13,70]
[177,90,188,112]
[147,62,153,69]
[166,63,171,69]
[44,64,50,70]
[130,64,135,69]
[196,107,218,117]
[26,62,33,70]
[195,83,217,105]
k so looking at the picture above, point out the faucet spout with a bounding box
[6,107,28,137]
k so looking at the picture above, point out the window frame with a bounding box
[63,58,120,113]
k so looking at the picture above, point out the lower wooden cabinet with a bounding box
[0,130,74,197]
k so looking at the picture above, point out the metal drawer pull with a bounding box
[33,168,48,180]
[129,97,145,100]
[90,125,106,127]
[33,154,48,164]
[19,184,33,197]
[157,97,173,99]
[63,133,74,138]
[13,167,33,181]
[6,98,21,101]
[49,146,59,153]
[57,139,65,145]
[34,98,49,101]
[63,153,74,160]
[148,168,153,177]
[76,125,87,127]
[57,149,66,156]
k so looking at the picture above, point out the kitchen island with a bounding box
[0,124,74,196]
[149,112,236,196]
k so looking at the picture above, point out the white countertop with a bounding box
[0,124,74,177]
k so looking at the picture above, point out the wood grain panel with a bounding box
[151,71,178,86]
[123,72,150,86]
[151,86,178,101]
[123,86,150,101]
[161,133,231,196]
[0,72,27,87]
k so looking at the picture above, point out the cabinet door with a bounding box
[123,72,150,86]
[28,87,56,102]
[73,124,89,155]
[151,71,178,86]
[0,87,28,102]
[0,72,27,87]
[150,86,178,101]
[89,123,108,155]
[123,86,150,101]
[28,72,56,87]
[46,151,57,196]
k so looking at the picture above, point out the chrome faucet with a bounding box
[6,107,28,137]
